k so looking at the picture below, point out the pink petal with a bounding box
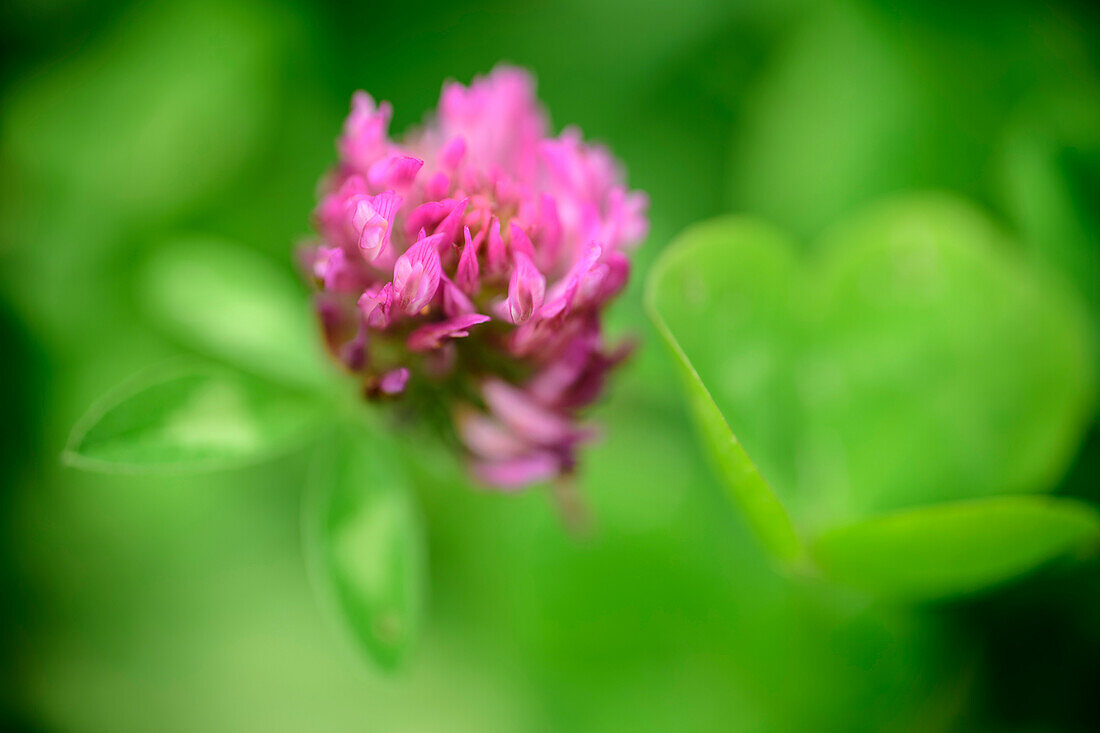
[442,276,477,317]
[367,153,423,189]
[405,198,459,241]
[440,136,466,170]
[311,245,344,288]
[540,242,602,320]
[425,171,451,200]
[357,282,394,328]
[508,221,536,260]
[455,408,530,460]
[481,379,574,446]
[436,66,546,182]
[393,233,444,315]
[504,250,546,324]
[434,197,468,246]
[314,175,366,249]
[407,313,490,351]
[486,217,507,274]
[455,225,481,293]
[338,92,393,172]
[473,452,561,490]
[340,323,368,371]
[378,367,410,395]
[351,190,402,263]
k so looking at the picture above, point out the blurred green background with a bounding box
[3,0,1100,730]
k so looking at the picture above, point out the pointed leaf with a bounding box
[142,236,331,389]
[646,218,802,561]
[65,362,325,472]
[304,422,426,669]
[811,496,1100,601]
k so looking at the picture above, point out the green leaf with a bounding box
[142,237,332,390]
[645,223,802,561]
[64,362,325,472]
[304,422,426,670]
[811,496,1100,601]
[647,194,1096,590]
[805,196,1094,520]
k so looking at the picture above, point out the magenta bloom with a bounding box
[302,66,648,489]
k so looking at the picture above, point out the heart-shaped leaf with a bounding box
[811,496,1100,601]
[646,221,802,561]
[648,194,1097,595]
[65,362,325,472]
[805,196,1094,520]
[142,237,332,390]
[304,422,426,669]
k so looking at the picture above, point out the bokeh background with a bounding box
[3,0,1100,730]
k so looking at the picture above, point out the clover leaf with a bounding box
[647,193,1099,599]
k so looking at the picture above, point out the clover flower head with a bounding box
[303,65,648,488]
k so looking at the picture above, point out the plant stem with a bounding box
[551,473,592,539]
